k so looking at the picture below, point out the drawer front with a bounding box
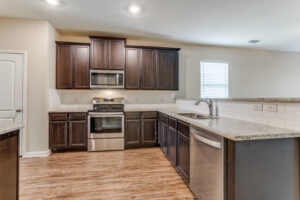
[125,112,141,119]
[161,114,168,123]
[69,113,87,121]
[142,112,157,119]
[49,113,67,121]
[168,117,177,129]
[178,120,190,137]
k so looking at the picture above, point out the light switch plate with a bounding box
[264,104,278,112]
[253,104,263,111]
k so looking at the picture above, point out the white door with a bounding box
[0,52,25,154]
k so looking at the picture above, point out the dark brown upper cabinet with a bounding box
[140,49,156,89]
[125,46,180,90]
[90,36,126,70]
[156,49,179,90]
[56,42,90,89]
[125,48,140,89]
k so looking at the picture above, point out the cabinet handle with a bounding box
[191,131,222,149]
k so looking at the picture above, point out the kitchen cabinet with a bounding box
[162,120,169,155]
[0,130,19,200]
[90,36,126,70]
[125,112,157,148]
[49,113,87,151]
[168,117,177,165]
[125,48,139,89]
[125,46,180,90]
[177,121,190,181]
[157,113,163,146]
[56,42,90,89]
[156,50,179,90]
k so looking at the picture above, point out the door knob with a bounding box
[16,109,22,113]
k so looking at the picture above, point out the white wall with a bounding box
[180,44,300,98]
[0,18,56,153]
[176,99,300,131]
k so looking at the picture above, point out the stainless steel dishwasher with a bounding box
[190,125,225,200]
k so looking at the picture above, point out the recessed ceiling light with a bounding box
[46,0,59,5]
[129,5,141,14]
[248,40,260,44]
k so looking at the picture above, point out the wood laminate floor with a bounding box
[20,148,195,200]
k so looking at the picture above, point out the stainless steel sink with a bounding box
[178,113,215,119]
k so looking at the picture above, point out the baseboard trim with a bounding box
[22,150,51,158]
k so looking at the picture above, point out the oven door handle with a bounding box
[88,113,124,118]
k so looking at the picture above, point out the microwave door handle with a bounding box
[191,132,222,149]
[116,73,119,86]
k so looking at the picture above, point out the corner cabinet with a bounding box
[125,46,180,90]
[90,36,126,70]
[49,113,87,151]
[56,42,90,89]
[125,112,158,148]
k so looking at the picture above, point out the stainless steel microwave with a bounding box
[90,70,124,89]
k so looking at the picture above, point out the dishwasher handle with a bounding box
[191,131,222,149]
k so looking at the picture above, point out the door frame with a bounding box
[0,50,27,156]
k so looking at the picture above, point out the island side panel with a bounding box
[0,130,19,200]
[234,138,299,200]
[226,139,236,200]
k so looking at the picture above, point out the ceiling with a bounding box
[1,0,300,52]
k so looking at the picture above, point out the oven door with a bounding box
[88,113,124,139]
[90,70,124,89]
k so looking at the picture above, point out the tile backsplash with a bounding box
[176,99,300,131]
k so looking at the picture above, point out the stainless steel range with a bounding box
[88,97,124,151]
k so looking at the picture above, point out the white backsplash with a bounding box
[176,99,300,131]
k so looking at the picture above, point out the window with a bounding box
[200,61,229,98]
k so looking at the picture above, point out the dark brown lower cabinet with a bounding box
[162,122,169,155]
[0,130,19,200]
[125,112,157,148]
[177,132,190,180]
[168,127,177,165]
[49,113,87,151]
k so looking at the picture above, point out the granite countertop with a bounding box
[48,105,92,113]
[124,106,300,141]
[0,124,24,136]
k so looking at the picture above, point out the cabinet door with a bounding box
[162,122,169,155]
[73,46,90,89]
[125,119,141,148]
[177,132,190,181]
[109,40,125,69]
[155,50,179,90]
[158,119,162,146]
[125,48,139,89]
[0,132,18,200]
[168,127,177,165]
[56,45,73,89]
[69,121,87,149]
[140,49,156,89]
[49,121,68,149]
[90,38,108,69]
[141,119,157,147]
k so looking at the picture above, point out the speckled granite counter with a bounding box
[0,124,24,136]
[48,105,92,113]
[125,106,300,141]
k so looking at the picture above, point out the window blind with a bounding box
[200,61,229,98]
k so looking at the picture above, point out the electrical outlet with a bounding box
[253,104,263,111]
[264,104,278,112]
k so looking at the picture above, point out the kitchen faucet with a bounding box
[194,99,214,117]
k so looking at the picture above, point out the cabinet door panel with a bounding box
[125,119,141,148]
[142,119,157,146]
[140,49,155,89]
[168,127,177,165]
[91,39,108,69]
[162,122,169,155]
[73,46,90,89]
[178,132,190,180]
[109,40,125,69]
[125,48,139,89]
[155,50,179,90]
[49,121,68,149]
[56,45,73,89]
[158,119,162,146]
[69,121,87,149]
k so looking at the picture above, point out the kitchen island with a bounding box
[0,124,23,200]
[125,105,300,200]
